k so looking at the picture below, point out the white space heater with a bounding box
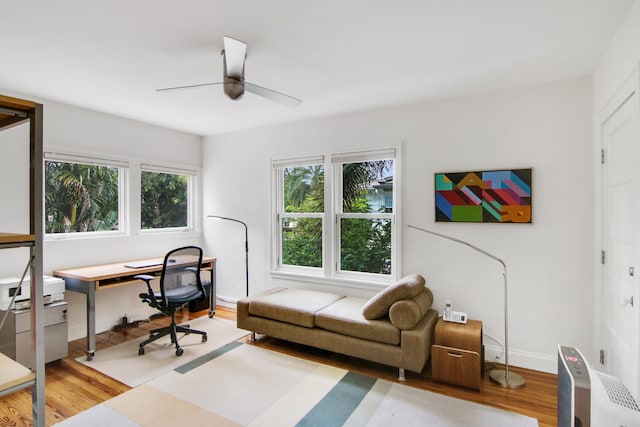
[558,345,640,427]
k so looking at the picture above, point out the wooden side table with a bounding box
[431,318,483,390]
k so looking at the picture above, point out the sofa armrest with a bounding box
[399,308,439,372]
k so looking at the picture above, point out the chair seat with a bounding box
[158,284,203,305]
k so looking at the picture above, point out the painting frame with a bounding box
[434,168,532,223]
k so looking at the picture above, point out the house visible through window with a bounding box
[45,156,124,234]
[140,166,193,230]
[273,148,398,283]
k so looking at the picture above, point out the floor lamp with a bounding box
[207,215,249,297]
[408,224,525,389]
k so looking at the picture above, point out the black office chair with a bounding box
[135,246,208,356]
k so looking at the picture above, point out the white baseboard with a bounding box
[484,344,557,374]
[215,295,239,307]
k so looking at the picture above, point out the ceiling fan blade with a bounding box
[156,82,222,92]
[223,36,247,79]
[245,82,302,108]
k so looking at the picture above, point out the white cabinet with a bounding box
[0,302,68,369]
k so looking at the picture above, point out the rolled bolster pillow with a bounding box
[389,288,434,330]
[362,274,426,320]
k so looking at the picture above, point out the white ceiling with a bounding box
[0,1,633,136]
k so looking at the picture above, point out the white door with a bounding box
[602,89,640,399]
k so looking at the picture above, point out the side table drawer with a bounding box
[432,344,481,390]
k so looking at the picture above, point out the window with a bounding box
[336,158,394,276]
[140,165,194,231]
[280,163,324,268]
[273,148,398,283]
[45,154,126,234]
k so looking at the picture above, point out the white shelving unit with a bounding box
[0,95,45,427]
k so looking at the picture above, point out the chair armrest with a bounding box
[135,274,158,307]
[134,274,155,283]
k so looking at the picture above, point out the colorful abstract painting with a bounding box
[435,168,532,223]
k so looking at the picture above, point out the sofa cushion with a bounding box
[362,274,426,320]
[248,288,344,328]
[315,297,400,345]
[389,288,434,329]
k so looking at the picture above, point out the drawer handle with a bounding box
[447,352,463,358]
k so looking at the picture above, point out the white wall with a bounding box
[0,91,204,340]
[593,1,640,111]
[203,76,594,373]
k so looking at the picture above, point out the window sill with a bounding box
[269,270,392,292]
[45,231,127,241]
[45,230,203,242]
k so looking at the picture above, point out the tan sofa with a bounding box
[236,274,438,380]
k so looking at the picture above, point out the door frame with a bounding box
[595,65,640,382]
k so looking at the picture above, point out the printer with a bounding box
[0,276,65,310]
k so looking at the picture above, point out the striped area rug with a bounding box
[57,343,539,427]
[76,316,249,387]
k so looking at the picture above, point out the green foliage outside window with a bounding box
[341,217,392,274]
[340,160,393,274]
[281,165,324,267]
[141,171,188,229]
[282,217,323,267]
[45,161,119,233]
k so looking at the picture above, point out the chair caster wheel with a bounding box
[202,335,207,343]
[138,347,145,356]
[176,348,184,356]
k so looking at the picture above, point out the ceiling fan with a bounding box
[157,36,302,108]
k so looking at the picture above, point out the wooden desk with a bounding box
[54,256,216,360]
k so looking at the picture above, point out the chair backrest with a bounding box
[158,246,204,306]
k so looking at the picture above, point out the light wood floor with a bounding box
[0,306,557,426]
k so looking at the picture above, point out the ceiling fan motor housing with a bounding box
[223,76,245,100]
[222,49,245,100]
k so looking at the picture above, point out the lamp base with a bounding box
[489,368,525,389]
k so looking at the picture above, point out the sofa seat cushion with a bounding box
[315,297,400,345]
[248,288,344,328]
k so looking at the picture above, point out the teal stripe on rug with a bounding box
[296,371,377,427]
[174,341,243,374]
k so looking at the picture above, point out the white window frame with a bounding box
[139,163,197,233]
[272,155,326,276]
[44,152,128,239]
[272,147,400,285]
[333,149,397,282]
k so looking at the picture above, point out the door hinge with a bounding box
[601,149,606,164]
[600,349,605,365]
[601,250,606,264]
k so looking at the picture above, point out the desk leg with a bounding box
[63,278,96,361]
[208,262,216,318]
[85,283,96,361]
